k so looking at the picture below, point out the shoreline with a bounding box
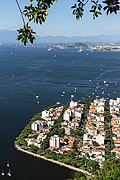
[15,144,93,178]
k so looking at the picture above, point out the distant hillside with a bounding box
[68,42,88,48]
[0,30,120,44]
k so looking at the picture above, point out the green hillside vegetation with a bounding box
[68,42,88,48]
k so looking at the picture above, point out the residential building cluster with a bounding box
[49,101,84,153]
[26,106,64,148]
[110,98,120,157]
[88,44,120,52]
[24,97,120,165]
[49,135,76,154]
[81,98,106,165]
[61,101,84,135]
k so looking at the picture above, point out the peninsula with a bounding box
[15,97,120,179]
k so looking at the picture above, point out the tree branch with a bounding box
[15,0,25,25]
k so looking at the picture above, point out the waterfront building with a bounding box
[70,101,77,108]
[42,110,50,119]
[31,120,45,131]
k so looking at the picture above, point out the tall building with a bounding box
[31,120,45,131]
[50,135,60,148]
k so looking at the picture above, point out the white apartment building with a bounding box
[63,110,72,121]
[70,101,77,108]
[31,120,45,131]
[42,110,50,119]
[49,135,60,148]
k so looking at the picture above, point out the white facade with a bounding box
[88,128,97,136]
[97,105,104,113]
[96,134,104,145]
[96,115,104,122]
[31,120,45,131]
[47,121,54,127]
[75,111,82,118]
[63,110,71,121]
[70,101,77,108]
[42,110,50,119]
[65,126,73,135]
[117,98,120,104]
[50,135,60,148]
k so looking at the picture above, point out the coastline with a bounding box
[15,144,93,178]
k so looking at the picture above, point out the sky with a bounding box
[0,0,120,37]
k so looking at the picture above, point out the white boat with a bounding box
[78,48,84,53]
[56,102,60,105]
[1,169,5,176]
[48,46,53,51]
[7,160,9,167]
[104,81,106,84]
[37,101,40,104]
[36,96,39,99]
[89,79,92,82]
[7,169,11,176]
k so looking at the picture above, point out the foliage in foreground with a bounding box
[15,0,120,45]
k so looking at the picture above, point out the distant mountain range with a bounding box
[0,30,120,44]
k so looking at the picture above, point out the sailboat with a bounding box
[7,160,9,167]
[1,169,5,176]
[7,169,11,176]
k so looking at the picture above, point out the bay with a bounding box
[0,46,120,179]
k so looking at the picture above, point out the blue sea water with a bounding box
[0,46,120,179]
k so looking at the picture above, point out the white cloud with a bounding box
[0,24,19,30]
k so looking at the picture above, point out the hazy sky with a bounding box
[0,0,120,37]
